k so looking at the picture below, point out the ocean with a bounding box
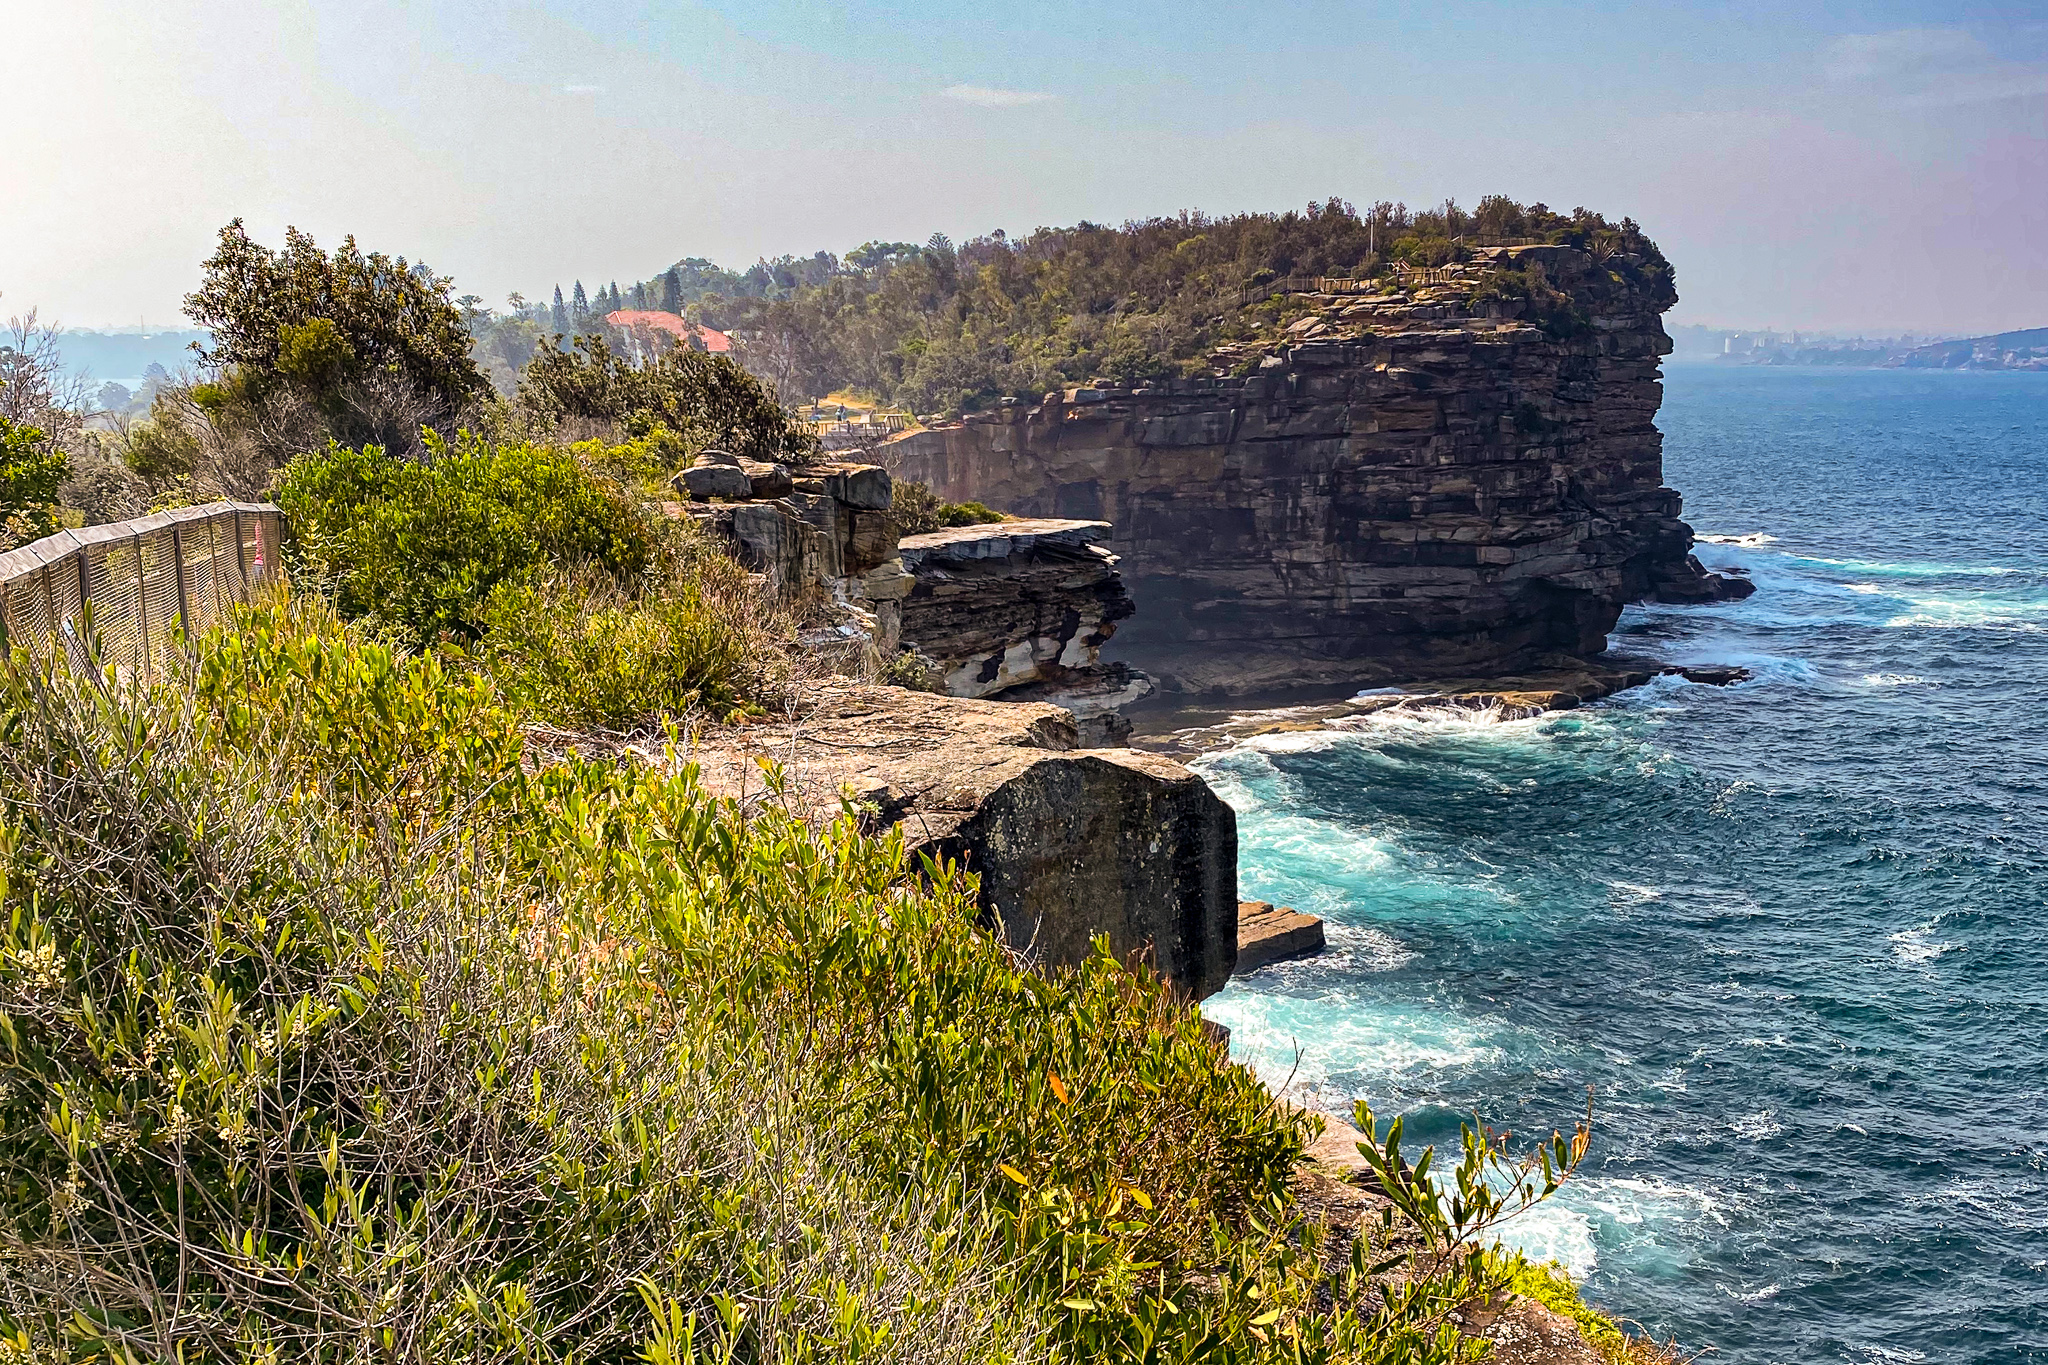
[1196,364,2048,1363]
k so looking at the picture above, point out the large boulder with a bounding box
[677,462,752,501]
[687,684,1238,999]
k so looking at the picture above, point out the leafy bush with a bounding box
[478,572,773,726]
[0,601,1613,1363]
[273,431,656,644]
[517,333,818,465]
[0,417,66,549]
[892,480,1005,536]
[183,219,488,457]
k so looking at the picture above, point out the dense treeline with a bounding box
[515,196,1671,415]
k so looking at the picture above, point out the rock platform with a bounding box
[1235,900,1326,974]
[686,683,1237,999]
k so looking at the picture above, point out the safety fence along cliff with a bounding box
[0,502,283,674]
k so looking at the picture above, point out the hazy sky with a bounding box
[5,0,2044,335]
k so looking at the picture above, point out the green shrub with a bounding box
[893,480,1005,536]
[478,573,771,726]
[517,334,818,465]
[273,430,656,644]
[0,602,1596,1363]
[0,417,66,549]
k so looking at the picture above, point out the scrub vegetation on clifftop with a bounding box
[1,212,1674,1362]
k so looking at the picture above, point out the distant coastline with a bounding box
[1669,323,2048,371]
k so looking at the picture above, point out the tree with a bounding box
[551,286,569,334]
[516,333,817,464]
[0,306,88,452]
[659,268,683,314]
[0,416,66,549]
[181,220,489,458]
[571,281,590,327]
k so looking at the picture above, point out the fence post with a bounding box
[77,548,91,621]
[134,531,148,672]
[171,524,190,632]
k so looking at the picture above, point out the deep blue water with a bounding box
[1198,365,2048,1364]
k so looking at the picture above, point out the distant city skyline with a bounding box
[5,0,2044,335]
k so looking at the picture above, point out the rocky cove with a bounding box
[667,238,1749,999]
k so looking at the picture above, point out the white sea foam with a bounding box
[1324,923,1420,972]
[1203,991,1506,1096]
[1499,1202,1600,1277]
[1326,704,1555,735]
[1605,881,1663,914]
[1238,812,1395,881]
[1498,1173,1734,1279]
[1889,920,1961,965]
[1720,1281,1781,1302]
[1861,673,1931,687]
[1796,553,2020,578]
[1729,1109,1782,1141]
[1698,532,1779,546]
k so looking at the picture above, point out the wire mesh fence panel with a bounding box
[139,526,182,648]
[179,521,218,636]
[0,503,283,675]
[85,537,147,676]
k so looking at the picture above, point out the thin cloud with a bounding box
[940,84,1054,109]
[1822,27,2045,105]
[1823,28,1987,82]
[560,84,604,96]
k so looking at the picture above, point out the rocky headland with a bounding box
[888,244,1750,696]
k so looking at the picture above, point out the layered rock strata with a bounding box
[1235,901,1326,974]
[687,684,1237,999]
[896,517,1152,743]
[888,244,1750,695]
[674,461,1154,736]
[672,456,913,662]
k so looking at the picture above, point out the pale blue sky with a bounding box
[5,0,2043,333]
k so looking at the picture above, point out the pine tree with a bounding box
[605,281,622,315]
[659,268,683,315]
[571,281,590,327]
[550,285,568,335]
[631,281,649,310]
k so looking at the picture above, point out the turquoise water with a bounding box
[1198,365,2048,1363]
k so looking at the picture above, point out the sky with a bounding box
[3,0,2044,336]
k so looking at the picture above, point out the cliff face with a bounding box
[896,518,1152,742]
[890,245,1748,695]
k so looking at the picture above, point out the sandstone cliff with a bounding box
[889,245,1749,695]
[896,517,1151,742]
[687,685,1237,999]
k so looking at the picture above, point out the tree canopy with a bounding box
[515,333,819,464]
[183,220,489,452]
[622,197,1671,413]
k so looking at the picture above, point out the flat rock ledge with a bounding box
[1140,661,1750,755]
[687,684,1237,1000]
[1235,901,1326,974]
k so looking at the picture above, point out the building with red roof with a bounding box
[604,309,731,354]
